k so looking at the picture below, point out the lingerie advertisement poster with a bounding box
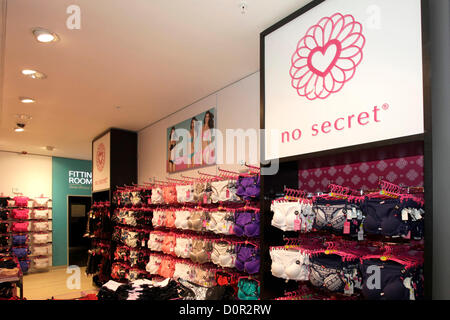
[167,108,216,173]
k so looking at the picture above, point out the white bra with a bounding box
[174,210,191,230]
[270,249,310,281]
[130,192,142,206]
[176,185,195,203]
[148,233,164,251]
[210,180,239,203]
[123,211,137,227]
[33,209,49,220]
[33,221,49,232]
[271,201,314,232]
[211,242,236,268]
[173,262,191,281]
[152,210,166,228]
[146,255,162,274]
[174,237,192,259]
[151,188,164,204]
[207,211,234,235]
[124,231,139,248]
[34,197,49,207]
[33,233,49,244]
[33,257,49,269]
[33,245,49,256]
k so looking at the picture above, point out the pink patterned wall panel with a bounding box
[298,155,424,192]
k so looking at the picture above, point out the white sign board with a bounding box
[264,0,424,160]
[92,132,110,192]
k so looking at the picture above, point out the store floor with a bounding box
[23,266,98,300]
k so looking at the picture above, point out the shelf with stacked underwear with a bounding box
[269,181,425,301]
[108,166,262,300]
[0,195,53,275]
[0,250,23,300]
[85,201,114,286]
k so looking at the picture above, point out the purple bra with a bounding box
[233,211,260,238]
[235,244,260,274]
[19,260,30,273]
[236,175,260,200]
[12,235,27,246]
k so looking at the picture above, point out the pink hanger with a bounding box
[218,168,240,180]
[198,171,221,182]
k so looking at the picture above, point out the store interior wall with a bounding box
[0,151,52,198]
[138,72,260,182]
[52,157,92,267]
[430,0,450,300]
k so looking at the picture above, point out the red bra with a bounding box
[158,258,175,278]
[161,235,176,256]
[12,222,29,233]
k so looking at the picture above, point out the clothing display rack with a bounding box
[259,142,428,300]
[1,197,24,300]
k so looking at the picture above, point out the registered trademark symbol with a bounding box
[382,103,389,110]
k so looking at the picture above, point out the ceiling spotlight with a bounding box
[21,69,47,79]
[32,28,59,43]
[14,123,26,132]
[19,97,35,103]
[22,69,36,75]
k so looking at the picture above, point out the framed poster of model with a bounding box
[166,108,216,173]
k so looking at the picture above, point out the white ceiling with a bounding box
[0,0,311,160]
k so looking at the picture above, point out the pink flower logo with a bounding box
[290,13,365,100]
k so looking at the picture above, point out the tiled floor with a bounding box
[23,266,98,300]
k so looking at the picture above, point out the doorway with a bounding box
[68,196,91,266]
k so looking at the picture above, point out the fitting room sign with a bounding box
[92,132,110,192]
[263,0,425,160]
[68,171,92,190]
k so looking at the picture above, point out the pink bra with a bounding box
[14,197,29,207]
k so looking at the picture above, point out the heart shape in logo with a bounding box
[290,13,365,100]
[307,39,342,77]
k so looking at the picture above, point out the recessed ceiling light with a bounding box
[21,69,47,79]
[32,28,59,43]
[19,97,35,104]
[14,124,25,132]
[22,69,36,75]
